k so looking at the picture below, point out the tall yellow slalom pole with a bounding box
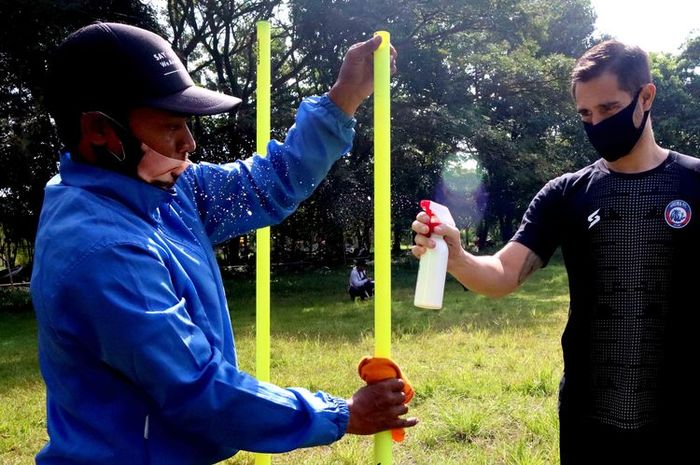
[373,30,393,465]
[255,20,272,465]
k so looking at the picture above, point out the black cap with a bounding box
[47,22,241,116]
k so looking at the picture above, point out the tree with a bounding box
[6,0,699,269]
[651,38,700,156]
[0,0,160,264]
[160,0,600,260]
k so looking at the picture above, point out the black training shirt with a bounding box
[512,151,700,430]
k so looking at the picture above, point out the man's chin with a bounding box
[151,180,175,189]
[143,173,180,189]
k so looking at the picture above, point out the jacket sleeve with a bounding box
[180,94,356,245]
[52,242,349,453]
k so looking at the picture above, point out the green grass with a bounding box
[0,257,569,464]
[0,310,45,465]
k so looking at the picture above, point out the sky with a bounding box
[590,0,700,54]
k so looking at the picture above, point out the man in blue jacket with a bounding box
[32,22,415,464]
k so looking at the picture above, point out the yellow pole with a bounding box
[255,20,272,465]
[373,30,392,465]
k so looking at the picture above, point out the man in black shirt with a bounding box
[412,40,699,464]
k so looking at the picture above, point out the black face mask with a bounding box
[583,88,650,162]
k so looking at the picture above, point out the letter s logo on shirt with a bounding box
[587,208,601,229]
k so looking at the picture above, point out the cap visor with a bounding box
[145,86,242,115]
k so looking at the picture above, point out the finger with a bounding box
[416,211,430,223]
[388,378,405,392]
[377,389,408,407]
[434,223,459,238]
[350,35,382,58]
[394,417,419,428]
[378,391,409,410]
[411,245,425,259]
[412,220,430,235]
[372,377,404,392]
[433,225,448,236]
[413,235,432,248]
[388,404,409,417]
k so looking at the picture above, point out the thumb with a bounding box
[351,34,382,57]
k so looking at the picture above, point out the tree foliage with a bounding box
[1,0,700,269]
[0,0,160,267]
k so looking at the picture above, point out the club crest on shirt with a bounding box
[664,200,692,229]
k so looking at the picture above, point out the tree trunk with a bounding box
[499,215,514,243]
[391,223,402,256]
[325,226,344,265]
[362,222,371,252]
[476,218,490,251]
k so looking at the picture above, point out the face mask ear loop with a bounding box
[82,111,129,162]
[106,141,126,162]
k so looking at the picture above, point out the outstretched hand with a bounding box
[328,35,398,116]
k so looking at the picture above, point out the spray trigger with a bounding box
[420,200,440,234]
[420,200,455,235]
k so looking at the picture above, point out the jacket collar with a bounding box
[58,151,177,216]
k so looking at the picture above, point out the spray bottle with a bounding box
[414,200,455,309]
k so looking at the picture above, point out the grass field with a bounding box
[0,256,569,465]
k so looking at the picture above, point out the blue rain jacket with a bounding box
[31,95,354,465]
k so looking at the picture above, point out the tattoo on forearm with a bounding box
[517,251,543,285]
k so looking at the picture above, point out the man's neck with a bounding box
[604,126,668,174]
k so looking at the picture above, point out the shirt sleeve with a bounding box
[510,177,565,266]
[179,94,356,245]
[53,242,349,453]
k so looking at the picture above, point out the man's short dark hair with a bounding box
[571,40,652,98]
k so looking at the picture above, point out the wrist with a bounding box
[447,247,469,276]
[344,397,357,434]
[328,84,363,116]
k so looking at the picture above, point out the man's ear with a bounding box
[80,112,119,147]
[77,112,126,163]
[641,83,656,111]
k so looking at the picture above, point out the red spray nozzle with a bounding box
[420,199,440,234]
[420,200,456,235]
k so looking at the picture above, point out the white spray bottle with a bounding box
[414,200,455,309]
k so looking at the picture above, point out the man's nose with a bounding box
[179,126,197,155]
[591,113,606,126]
